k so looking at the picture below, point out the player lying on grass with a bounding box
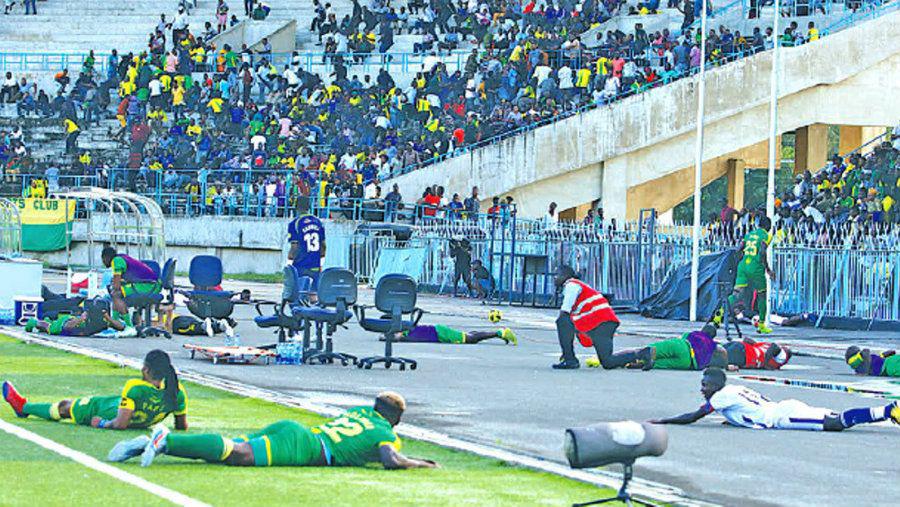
[24,307,128,336]
[392,324,517,345]
[845,346,900,377]
[109,391,439,470]
[652,367,900,430]
[2,349,187,430]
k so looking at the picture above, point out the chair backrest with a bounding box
[189,255,224,288]
[159,258,177,291]
[281,265,314,304]
[374,274,417,314]
[317,268,358,306]
[141,259,162,279]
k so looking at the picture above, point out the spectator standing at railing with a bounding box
[464,186,480,220]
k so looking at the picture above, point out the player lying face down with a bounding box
[589,324,728,371]
[110,391,439,470]
[24,307,126,336]
[722,337,791,370]
[845,346,900,377]
[394,324,517,345]
[3,350,187,431]
[651,368,900,431]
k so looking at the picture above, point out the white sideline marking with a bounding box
[1,328,713,507]
[0,419,210,507]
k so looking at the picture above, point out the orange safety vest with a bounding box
[567,279,618,333]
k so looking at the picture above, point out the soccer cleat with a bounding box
[585,356,601,368]
[756,324,773,335]
[712,308,724,326]
[500,328,517,346]
[141,424,170,467]
[24,318,37,332]
[108,435,150,462]
[638,347,656,371]
[552,359,580,370]
[2,381,27,418]
[890,401,900,426]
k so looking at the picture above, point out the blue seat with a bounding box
[254,266,313,346]
[141,259,162,279]
[294,268,358,366]
[354,274,423,370]
[185,255,235,323]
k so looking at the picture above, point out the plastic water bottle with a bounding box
[276,342,302,365]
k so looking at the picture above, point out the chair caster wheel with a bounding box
[410,363,417,370]
[364,364,372,369]
[385,362,391,369]
[399,364,406,371]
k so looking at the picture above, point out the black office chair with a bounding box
[294,268,358,366]
[354,274,423,370]
[254,265,313,346]
[184,255,235,325]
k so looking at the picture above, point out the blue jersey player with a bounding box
[288,214,326,290]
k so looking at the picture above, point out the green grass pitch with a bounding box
[0,335,619,506]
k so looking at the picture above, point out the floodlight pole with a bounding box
[765,0,781,328]
[689,0,709,322]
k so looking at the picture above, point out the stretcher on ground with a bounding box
[183,343,275,365]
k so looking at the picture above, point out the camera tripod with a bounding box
[712,281,743,341]
[572,463,661,507]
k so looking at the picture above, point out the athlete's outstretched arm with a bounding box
[90,407,134,430]
[378,444,439,470]
[650,405,713,425]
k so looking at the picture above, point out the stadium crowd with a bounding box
[707,136,900,248]
[1,0,828,195]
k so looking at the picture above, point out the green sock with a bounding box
[111,311,133,327]
[167,434,232,462]
[22,402,60,421]
[757,293,768,322]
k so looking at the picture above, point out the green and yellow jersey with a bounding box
[311,406,401,466]
[69,379,187,428]
[741,228,770,267]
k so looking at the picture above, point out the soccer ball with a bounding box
[488,309,502,323]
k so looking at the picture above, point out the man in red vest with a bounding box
[553,265,634,370]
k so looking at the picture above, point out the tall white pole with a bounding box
[689,0,709,322]
[765,0,781,327]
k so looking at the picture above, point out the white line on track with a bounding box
[1,327,714,507]
[0,418,210,507]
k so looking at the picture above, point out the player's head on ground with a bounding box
[555,264,576,288]
[374,391,406,426]
[101,246,117,268]
[845,345,870,372]
[709,346,728,369]
[701,367,727,399]
[757,215,772,231]
[143,349,180,410]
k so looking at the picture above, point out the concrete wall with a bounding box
[209,19,297,53]
[390,10,900,221]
